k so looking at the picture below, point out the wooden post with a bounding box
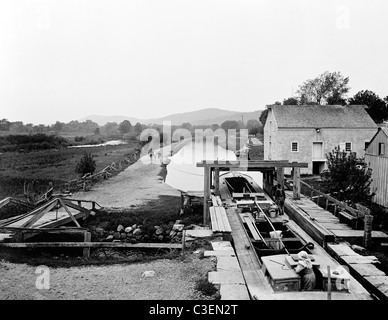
[214,168,220,196]
[333,204,338,216]
[203,165,211,225]
[181,230,186,255]
[364,214,373,249]
[317,193,321,206]
[327,266,332,300]
[83,231,91,259]
[276,167,284,188]
[292,167,300,200]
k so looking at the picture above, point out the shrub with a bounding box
[195,278,218,296]
[75,151,96,177]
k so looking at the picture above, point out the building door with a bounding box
[312,142,324,175]
[312,142,323,159]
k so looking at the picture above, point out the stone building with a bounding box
[263,104,377,174]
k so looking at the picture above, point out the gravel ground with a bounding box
[0,148,219,300]
[0,254,217,300]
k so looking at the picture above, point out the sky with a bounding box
[1,0,388,125]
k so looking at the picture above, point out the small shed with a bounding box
[365,127,388,208]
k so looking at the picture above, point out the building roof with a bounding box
[381,127,388,137]
[267,105,378,129]
[368,127,388,145]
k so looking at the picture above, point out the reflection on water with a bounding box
[165,139,262,192]
[68,140,126,148]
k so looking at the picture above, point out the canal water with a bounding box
[165,139,262,193]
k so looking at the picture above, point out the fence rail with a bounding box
[300,180,362,221]
[63,154,138,193]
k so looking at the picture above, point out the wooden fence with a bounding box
[63,154,138,193]
[300,180,362,225]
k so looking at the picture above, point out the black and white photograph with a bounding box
[1,0,388,309]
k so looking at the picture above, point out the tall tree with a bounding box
[118,120,132,134]
[246,119,262,135]
[321,146,374,205]
[296,71,350,105]
[259,109,269,127]
[348,90,388,124]
[283,97,299,105]
[220,120,240,131]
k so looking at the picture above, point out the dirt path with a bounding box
[0,148,218,300]
[71,152,181,209]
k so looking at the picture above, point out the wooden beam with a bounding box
[0,242,184,249]
[214,168,220,196]
[58,198,81,228]
[293,167,301,200]
[20,199,59,228]
[83,231,92,259]
[276,167,284,188]
[203,165,211,225]
[196,160,308,168]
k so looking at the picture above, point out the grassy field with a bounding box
[0,141,143,199]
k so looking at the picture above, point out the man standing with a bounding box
[274,184,286,215]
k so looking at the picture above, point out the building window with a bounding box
[365,141,370,150]
[291,142,299,152]
[379,143,385,156]
[345,142,352,152]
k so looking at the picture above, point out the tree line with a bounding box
[260,71,388,126]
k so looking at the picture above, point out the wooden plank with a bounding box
[208,271,245,284]
[59,198,81,228]
[20,200,59,228]
[242,215,261,241]
[220,284,250,300]
[349,264,386,277]
[331,230,388,240]
[218,207,232,232]
[363,276,388,300]
[341,255,379,265]
[0,242,183,249]
[209,207,218,232]
[216,207,226,232]
[226,207,274,298]
[327,243,360,257]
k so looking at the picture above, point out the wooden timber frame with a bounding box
[196,160,308,225]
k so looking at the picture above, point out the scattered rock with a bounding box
[105,235,114,242]
[169,230,177,238]
[132,224,137,229]
[113,232,121,240]
[130,238,137,244]
[124,227,133,233]
[135,235,142,241]
[142,270,155,278]
[175,220,183,225]
[120,233,127,240]
[155,228,164,235]
[173,224,184,232]
[117,225,124,232]
[133,228,142,236]
[95,228,104,235]
[157,235,164,241]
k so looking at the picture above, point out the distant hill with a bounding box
[79,108,264,126]
[78,115,142,126]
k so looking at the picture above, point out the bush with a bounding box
[75,151,96,177]
[195,278,218,296]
